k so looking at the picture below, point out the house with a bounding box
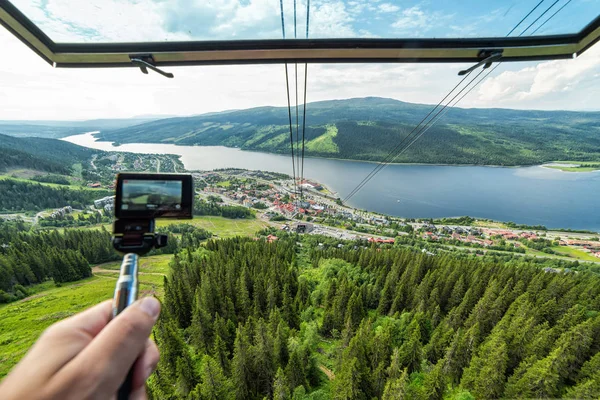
[294,222,314,234]
[266,235,278,243]
[94,196,115,209]
[88,182,101,188]
[372,217,389,225]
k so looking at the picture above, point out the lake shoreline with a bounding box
[63,132,600,231]
[89,132,552,170]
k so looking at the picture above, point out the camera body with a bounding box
[112,173,194,255]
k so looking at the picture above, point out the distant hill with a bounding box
[96,97,600,166]
[0,134,99,174]
[0,117,162,139]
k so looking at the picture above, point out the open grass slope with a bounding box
[97,97,600,166]
[0,255,172,378]
[156,216,272,238]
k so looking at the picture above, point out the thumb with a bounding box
[51,297,161,398]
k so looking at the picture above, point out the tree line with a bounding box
[0,180,112,212]
[150,235,600,399]
[194,198,254,219]
[0,221,212,303]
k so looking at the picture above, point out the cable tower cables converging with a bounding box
[343,70,476,202]
[280,0,298,197]
[519,0,560,36]
[342,0,570,203]
[343,68,484,202]
[506,0,545,36]
[294,0,301,198]
[530,0,572,35]
[300,0,311,200]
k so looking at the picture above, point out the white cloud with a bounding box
[378,3,400,13]
[391,6,452,36]
[473,44,600,109]
[12,0,189,42]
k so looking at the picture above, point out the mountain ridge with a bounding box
[93,97,600,166]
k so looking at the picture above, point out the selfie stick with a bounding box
[113,253,139,400]
[112,219,167,400]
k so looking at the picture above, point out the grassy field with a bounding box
[550,246,600,262]
[0,254,172,378]
[305,125,339,154]
[76,216,273,237]
[215,180,231,188]
[0,169,94,189]
[545,161,600,172]
[156,215,273,237]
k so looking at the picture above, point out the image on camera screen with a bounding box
[121,179,183,212]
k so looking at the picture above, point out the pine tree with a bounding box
[273,367,291,400]
[197,355,235,400]
[252,318,275,396]
[231,324,252,400]
[345,290,365,332]
[273,319,290,368]
[333,356,367,400]
[382,367,409,400]
[213,333,230,374]
[286,348,308,392]
[397,318,423,373]
[422,358,447,400]
[460,331,508,399]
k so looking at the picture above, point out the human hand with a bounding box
[0,297,161,400]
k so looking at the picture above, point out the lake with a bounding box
[64,132,600,231]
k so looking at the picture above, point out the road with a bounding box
[90,154,97,170]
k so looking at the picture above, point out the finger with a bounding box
[4,300,112,388]
[49,297,160,398]
[49,300,113,338]
[130,384,148,400]
[131,339,160,391]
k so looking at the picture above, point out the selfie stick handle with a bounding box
[112,253,139,400]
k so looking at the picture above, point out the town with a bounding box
[193,168,600,264]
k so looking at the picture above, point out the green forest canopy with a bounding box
[150,236,600,399]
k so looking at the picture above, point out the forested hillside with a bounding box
[150,236,600,399]
[0,133,99,174]
[0,180,111,212]
[0,117,160,138]
[97,97,600,165]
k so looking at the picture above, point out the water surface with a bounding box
[64,132,600,231]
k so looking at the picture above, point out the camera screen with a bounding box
[115,173,193,219]
[121,179,183,212]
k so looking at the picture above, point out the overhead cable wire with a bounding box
[343,71,476,202]
[343,0,564,203]
[343,69,482,202]
[285,68,298,197]
[279,0,286,39]
[294,0,301,199]
[506,0,545,36]
[280,0,298,197]
[530,0,572,35]
[387,69,487,165]
[519,0,560,36]
[300,0,310,200]
[450,0,569,107]
[301,64,308,201]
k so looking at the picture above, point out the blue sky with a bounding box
[0,0,598,119]
[10,0,599,42]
